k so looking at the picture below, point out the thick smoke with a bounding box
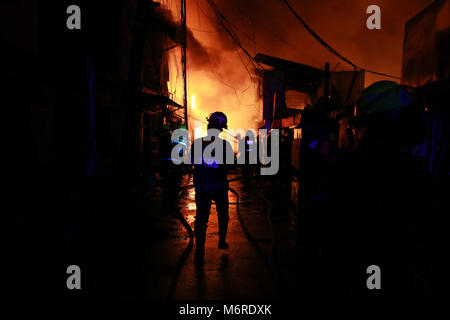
[189,0,435,76]
[183,0,434,130]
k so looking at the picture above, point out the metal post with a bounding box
[181,0,188,130]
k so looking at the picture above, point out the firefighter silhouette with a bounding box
[240,130,257,182]
[190,112,233,265]
[301,81,434,295]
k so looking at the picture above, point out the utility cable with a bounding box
[282,0,401,79]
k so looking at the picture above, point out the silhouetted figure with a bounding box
[241,130,257,183]
[301,82,434,296]
[190,112,233,265]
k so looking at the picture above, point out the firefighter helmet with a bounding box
[206,111,228,130]
[357,81,411,117]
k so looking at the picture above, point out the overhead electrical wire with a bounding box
[189,26,226,33]
[281,0,401,79]
[195,0,400,79]
[205,0,264,71]
[198,0,323,69]
[192,0,258,107]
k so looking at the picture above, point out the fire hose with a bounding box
[166,199,194,300]
[166,176,284,299]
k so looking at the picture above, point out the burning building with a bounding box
[2,0,449,304]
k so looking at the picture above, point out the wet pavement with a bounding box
[7,170,299,298]
[146,173,299,300]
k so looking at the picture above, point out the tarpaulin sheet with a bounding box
[402,0,450,87]
[329,70,365,106]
